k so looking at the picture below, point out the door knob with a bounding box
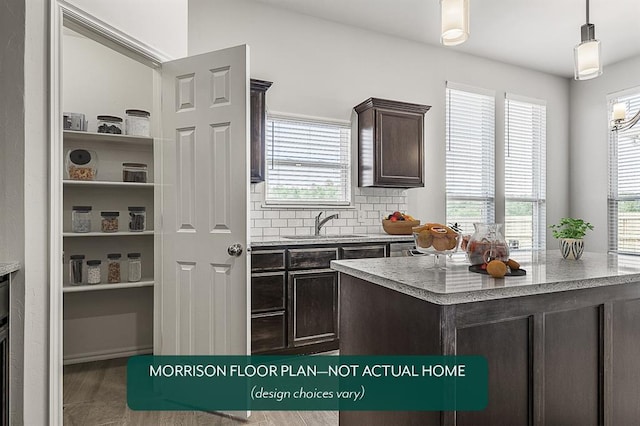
[227,243,243,257]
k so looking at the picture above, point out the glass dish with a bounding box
[412,225,462,269]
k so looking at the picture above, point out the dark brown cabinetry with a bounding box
[0,275,8,426]
[250,79,273,183]
[288,270,338,347]
[339,274,640,425]
[354,98,430,188]
[251,240,410,354]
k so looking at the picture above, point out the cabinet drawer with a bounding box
[251,272,286,313]
[251,311,286,353]
[288,248,338,270]
[251,249,286,272]
[341,245,387,259]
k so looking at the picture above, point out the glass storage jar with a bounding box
[127,253,142,282]
[122,163,148,183]
[465,223,510,265]
[107,253,121,284]
[86,260,102,284]
[71,206,92,233]
[125,109,151,137]
[101,211,119,233]
[66,149,98,180]
[97,115,123,134]
[69,254,85,285]
[128,207,146,232]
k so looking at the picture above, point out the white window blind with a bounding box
[265,114,351,206]
[504,95,547,250]
[608,90,640,254]
[445,84,496,235]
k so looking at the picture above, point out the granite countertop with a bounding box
[250,233,414,247]
[0,262,20,276]
[331,251,640,305]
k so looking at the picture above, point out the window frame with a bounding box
[263,112,353,208]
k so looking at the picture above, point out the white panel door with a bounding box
[159,45,250,360]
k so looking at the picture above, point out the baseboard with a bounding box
[63,345,153,365]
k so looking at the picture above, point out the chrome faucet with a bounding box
[315,212,339,236]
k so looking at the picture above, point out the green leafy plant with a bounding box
[549,218,594,239]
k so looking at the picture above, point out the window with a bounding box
[265,114,351,206]
[504,95,546,250]
[445,83,496,235]
[608,90,640,254]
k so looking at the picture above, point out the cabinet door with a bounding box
[251,272,286,313]
[0,326,7,426]
[251,311,286,353]
[288,269,338,347]
[341,244,387,259]
[250,79,272,183]
[375,109,424,187]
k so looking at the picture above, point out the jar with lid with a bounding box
[101,211,119,232]
[125,109,151,137]
[122,163,148,183]
[107,253,121,283]
[72,206,92,233]
[69,255,85,285]
[128,207,146,232]
[127,253,142,282]
[66,149,98,180]
[97,115,123,134]
[87,260,102,284]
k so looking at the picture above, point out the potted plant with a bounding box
[549,218,594,260]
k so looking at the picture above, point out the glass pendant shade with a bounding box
[574,39,602,80]
[441,0,469,46]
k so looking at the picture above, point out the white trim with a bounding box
[607,85,640,101]
[267,110,352,126]
[58,0,171,67]
[49,3,64,425]
[49,3,168,424]
[63,346,153,365]
[505,92,547,106]
[445,80,496,97]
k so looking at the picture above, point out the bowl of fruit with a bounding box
[382,212,420,235]
[412,223,461,255]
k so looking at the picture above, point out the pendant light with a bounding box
[574,0,602,80]
[611,102,640,132]
[441,0,469,46]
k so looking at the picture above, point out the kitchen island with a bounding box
[331,251,640,426]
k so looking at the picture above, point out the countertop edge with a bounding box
[331,258,640,305]
[0,262,21,276]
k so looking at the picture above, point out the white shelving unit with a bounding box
[63,279,154,293]
[62,130,155,363]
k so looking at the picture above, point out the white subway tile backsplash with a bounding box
[250,185,407,237]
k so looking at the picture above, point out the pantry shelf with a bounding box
[63,231,154,237]
[63,180,154,188]
[63,279,154,293]
[63,130,153,146]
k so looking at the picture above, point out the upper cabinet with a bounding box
[250,79,273,183]
[354,98,430,188]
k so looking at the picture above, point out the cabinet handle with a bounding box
[228,243,243,257]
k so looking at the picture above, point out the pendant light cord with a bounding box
[586,0,590,24]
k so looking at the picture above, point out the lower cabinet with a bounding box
[288,269,338,347]
[251,240,409,354]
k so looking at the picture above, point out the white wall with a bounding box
[63,29,154,132]
[24,0,49,424]
[188,0,571,246]
[67,0,188,59]
[0,0,25,423]
[569,56,640,253]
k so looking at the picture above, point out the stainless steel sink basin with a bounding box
[282,235,364,240]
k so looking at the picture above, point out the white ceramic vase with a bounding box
[560,238,585,260]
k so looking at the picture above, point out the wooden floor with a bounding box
[63,358,338,426]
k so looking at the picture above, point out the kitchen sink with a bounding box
[282,235,364,240]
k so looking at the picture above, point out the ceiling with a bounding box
[251,0,640,78]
